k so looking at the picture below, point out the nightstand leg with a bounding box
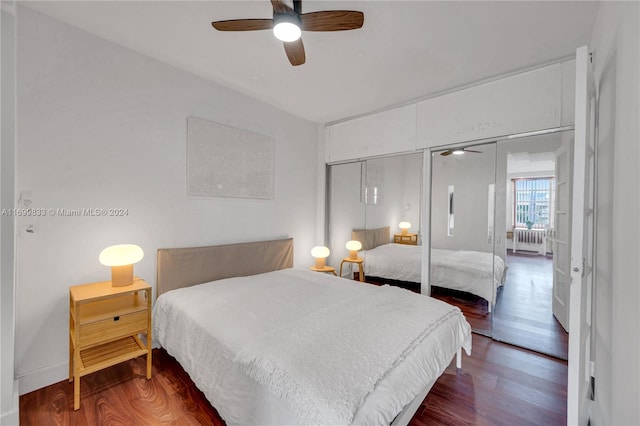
[145,288,152,380]
[359,264,364,282]
[69,297,73,382]
[339,261,345,277]
[146,334,152,379]
[146,354,152,379]
[73,373,80,410]
[68,336,73,382]
[69,337,73,383]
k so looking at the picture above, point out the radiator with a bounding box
[512,228,553,255]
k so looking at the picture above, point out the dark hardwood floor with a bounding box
[430,286,492,335]
[493,251,569,360]
[20,334,567,425]
[388,250,569,359]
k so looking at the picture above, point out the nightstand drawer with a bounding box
[79,310,148,347]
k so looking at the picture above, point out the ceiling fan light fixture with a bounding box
[452,149,465,155]
[273,14,301,42]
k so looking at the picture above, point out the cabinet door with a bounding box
[417,64,563,148]
[325,104,416,163]
[561,59,576,126]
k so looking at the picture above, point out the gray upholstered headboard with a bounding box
[156,238,293,297]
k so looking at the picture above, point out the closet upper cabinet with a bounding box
[325,104,416,163]
[561,59,576,126]
[417,64,564,148]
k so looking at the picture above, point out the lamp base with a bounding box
[111,264,134,287]
[314,257,326,269]
[349,250,358,260]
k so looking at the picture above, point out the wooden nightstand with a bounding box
[339,257,365,282]
[69,278,152,410]
[394,233,418,245]
[309,266,337,275]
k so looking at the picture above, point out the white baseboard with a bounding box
[18,361,67,395]
[0,409,18,426]
[0,388,19,426]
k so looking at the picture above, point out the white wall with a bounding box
[431,144,496,253]
[327,162,364,268]
[590,2,640,425]
[15,6,321,394]
[364,154,422,238]
[1,4,19,424]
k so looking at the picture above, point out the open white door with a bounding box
[567,45,596,425]
[552,135,572,332]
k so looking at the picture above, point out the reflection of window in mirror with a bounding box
[447,185,454,236]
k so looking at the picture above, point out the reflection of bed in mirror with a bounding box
[357,227,506,311]
[154,238,472,425]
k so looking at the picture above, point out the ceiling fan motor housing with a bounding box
[273,12,301,28]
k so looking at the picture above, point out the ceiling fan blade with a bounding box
[271,0,293,14]
[212,19,273,31]
[283,38,306,66]
[440,150,453,156]
[300,11,364,31]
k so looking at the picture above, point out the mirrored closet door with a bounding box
[491,130,573,360]
[428,131,573,359]
[429,143,498,337]
[327,153,423,289]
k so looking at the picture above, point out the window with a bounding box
[513,177,554,229]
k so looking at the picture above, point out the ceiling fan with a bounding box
[211,0,364,66]
[440,148,483,156]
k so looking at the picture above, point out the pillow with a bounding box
[351,226,390,251]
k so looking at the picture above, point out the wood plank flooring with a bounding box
[492,251,568,359]
[20,334,567,425]
[382,250,569,359]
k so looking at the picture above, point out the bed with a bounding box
[153,238,471,425]
[356,227,506,311]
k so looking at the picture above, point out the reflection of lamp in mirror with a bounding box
[399,221,412,236]
[311,246,330,269]
[345,240,362,260]
[99,244,144,287]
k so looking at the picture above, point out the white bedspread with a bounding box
[153,268,471,425]
[363,244,505,305]
[236,285,464,425]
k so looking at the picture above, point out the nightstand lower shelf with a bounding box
[78,336,148,377]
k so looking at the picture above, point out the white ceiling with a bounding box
[24,1,600,124]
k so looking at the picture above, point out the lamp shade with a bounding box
[399,221,411,235]
[99,244,144,287]
[99,244,144,266]
[311,246,330,258]
[311,245,330,269]
[345,240,362,251]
